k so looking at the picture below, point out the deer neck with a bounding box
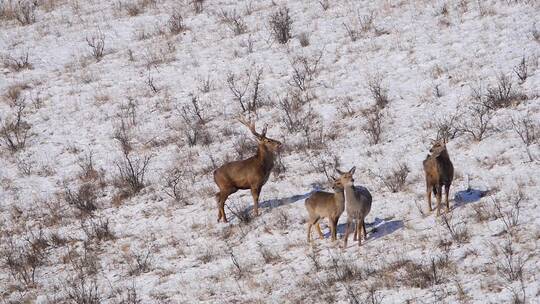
[437,149,450,161]
[343,184,356,203]
[256,145,275,171]
[334,190,345,208]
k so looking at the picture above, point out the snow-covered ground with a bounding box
[1,0,539,303]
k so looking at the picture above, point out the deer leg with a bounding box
[353,219,358,241]
[363,219,367,238]
[445,184,451,213]
[333,217,339,241]
[344,218,352,248]
[330,217,339,242]
[217,192,229,223]
[316,221,324,239]
[357,221,362,246]
[435,185,443,216]
[307,223,312,243]
[251,187,262,217]
[426,183,432,212]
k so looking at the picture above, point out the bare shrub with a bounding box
[510,112,538,162]
[218,9,248,35]
[459,101,494,141]
[368,75,389,108]
[127,248,152,276]
[192,0,204,14]
[197,75,213,93]
[326,253,362,283]
[372,163,409,193]
[288,52,323,91]
[513,56,528,84]
[3,52,32,71]
[78,151,101,182]
[65,183,98,216]
[318,0,330,10]
[226,68,264,113]
[65,273,101,304]
[176,96,210,146]
[531,22,540,43]
[3,82,29,105]
[490,192,523,234]
[343,11,382,41]
[162,166,193,205]
[298,32,310,47]
[114,124,152,194]
[440,213,470,244]
[435,112,460,142]
[0,101,31,152]
[145,72,160,94]
[81,217,115,243]
[86,28,105,61]
[226,202,253,225]
[490,239,527,283]
[14,0,36,25]
[269,6,292,44]
[143,40,176,68]
[307,150,340,180]
[485,74,525,109]
[278,89,315,133]
[257,242,280,264]
[363,106,384,145]
[2,233,48,288]
[168,9,185,34]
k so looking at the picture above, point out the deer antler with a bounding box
[237,116,265,139]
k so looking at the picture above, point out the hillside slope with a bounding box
[1,0,539,303]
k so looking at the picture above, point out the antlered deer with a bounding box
[213,118,282,223]
[304,178,345,243]
[423,139,454,216]
[337,167,372,247]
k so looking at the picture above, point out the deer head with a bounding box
[336,166,356,187]
[329,177,345,192]
[238,117,282,152]
[429,139,447,157]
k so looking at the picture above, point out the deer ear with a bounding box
[349,166,356,174]
[261,124,268,138]
[335,168,345,175]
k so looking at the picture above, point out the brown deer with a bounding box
[304,178,345,243]
[423,139,454,216]
[213,118,282,223]
[337,167,372,247]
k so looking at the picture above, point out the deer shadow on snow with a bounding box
[241,184,323,214]
[453,187,490,208]
[319,217,403,241]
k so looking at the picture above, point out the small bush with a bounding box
[227,68,264,113]
[218,9,248,35]
[86,29,105,61]
[298,32,310,47]
[459,101,494,141]
[485,74,526,109]
[257,242,280,264]
[168,9,185,34]
[65,183,98,216]
[14,0,36,25]
[373,163,409,193]
[491,192,523,234]
[113,120,151,194]
[0,102,31,153]
[440,213,470,244]
[3,52,32,71]
[510,112,538,162]
[363,106,384,145]
[368,75,389,109]
[192,0,204,14]
[490,239,527,283]
[81,217,115,243]
[269,7,292,44]
[127,248,152,276]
